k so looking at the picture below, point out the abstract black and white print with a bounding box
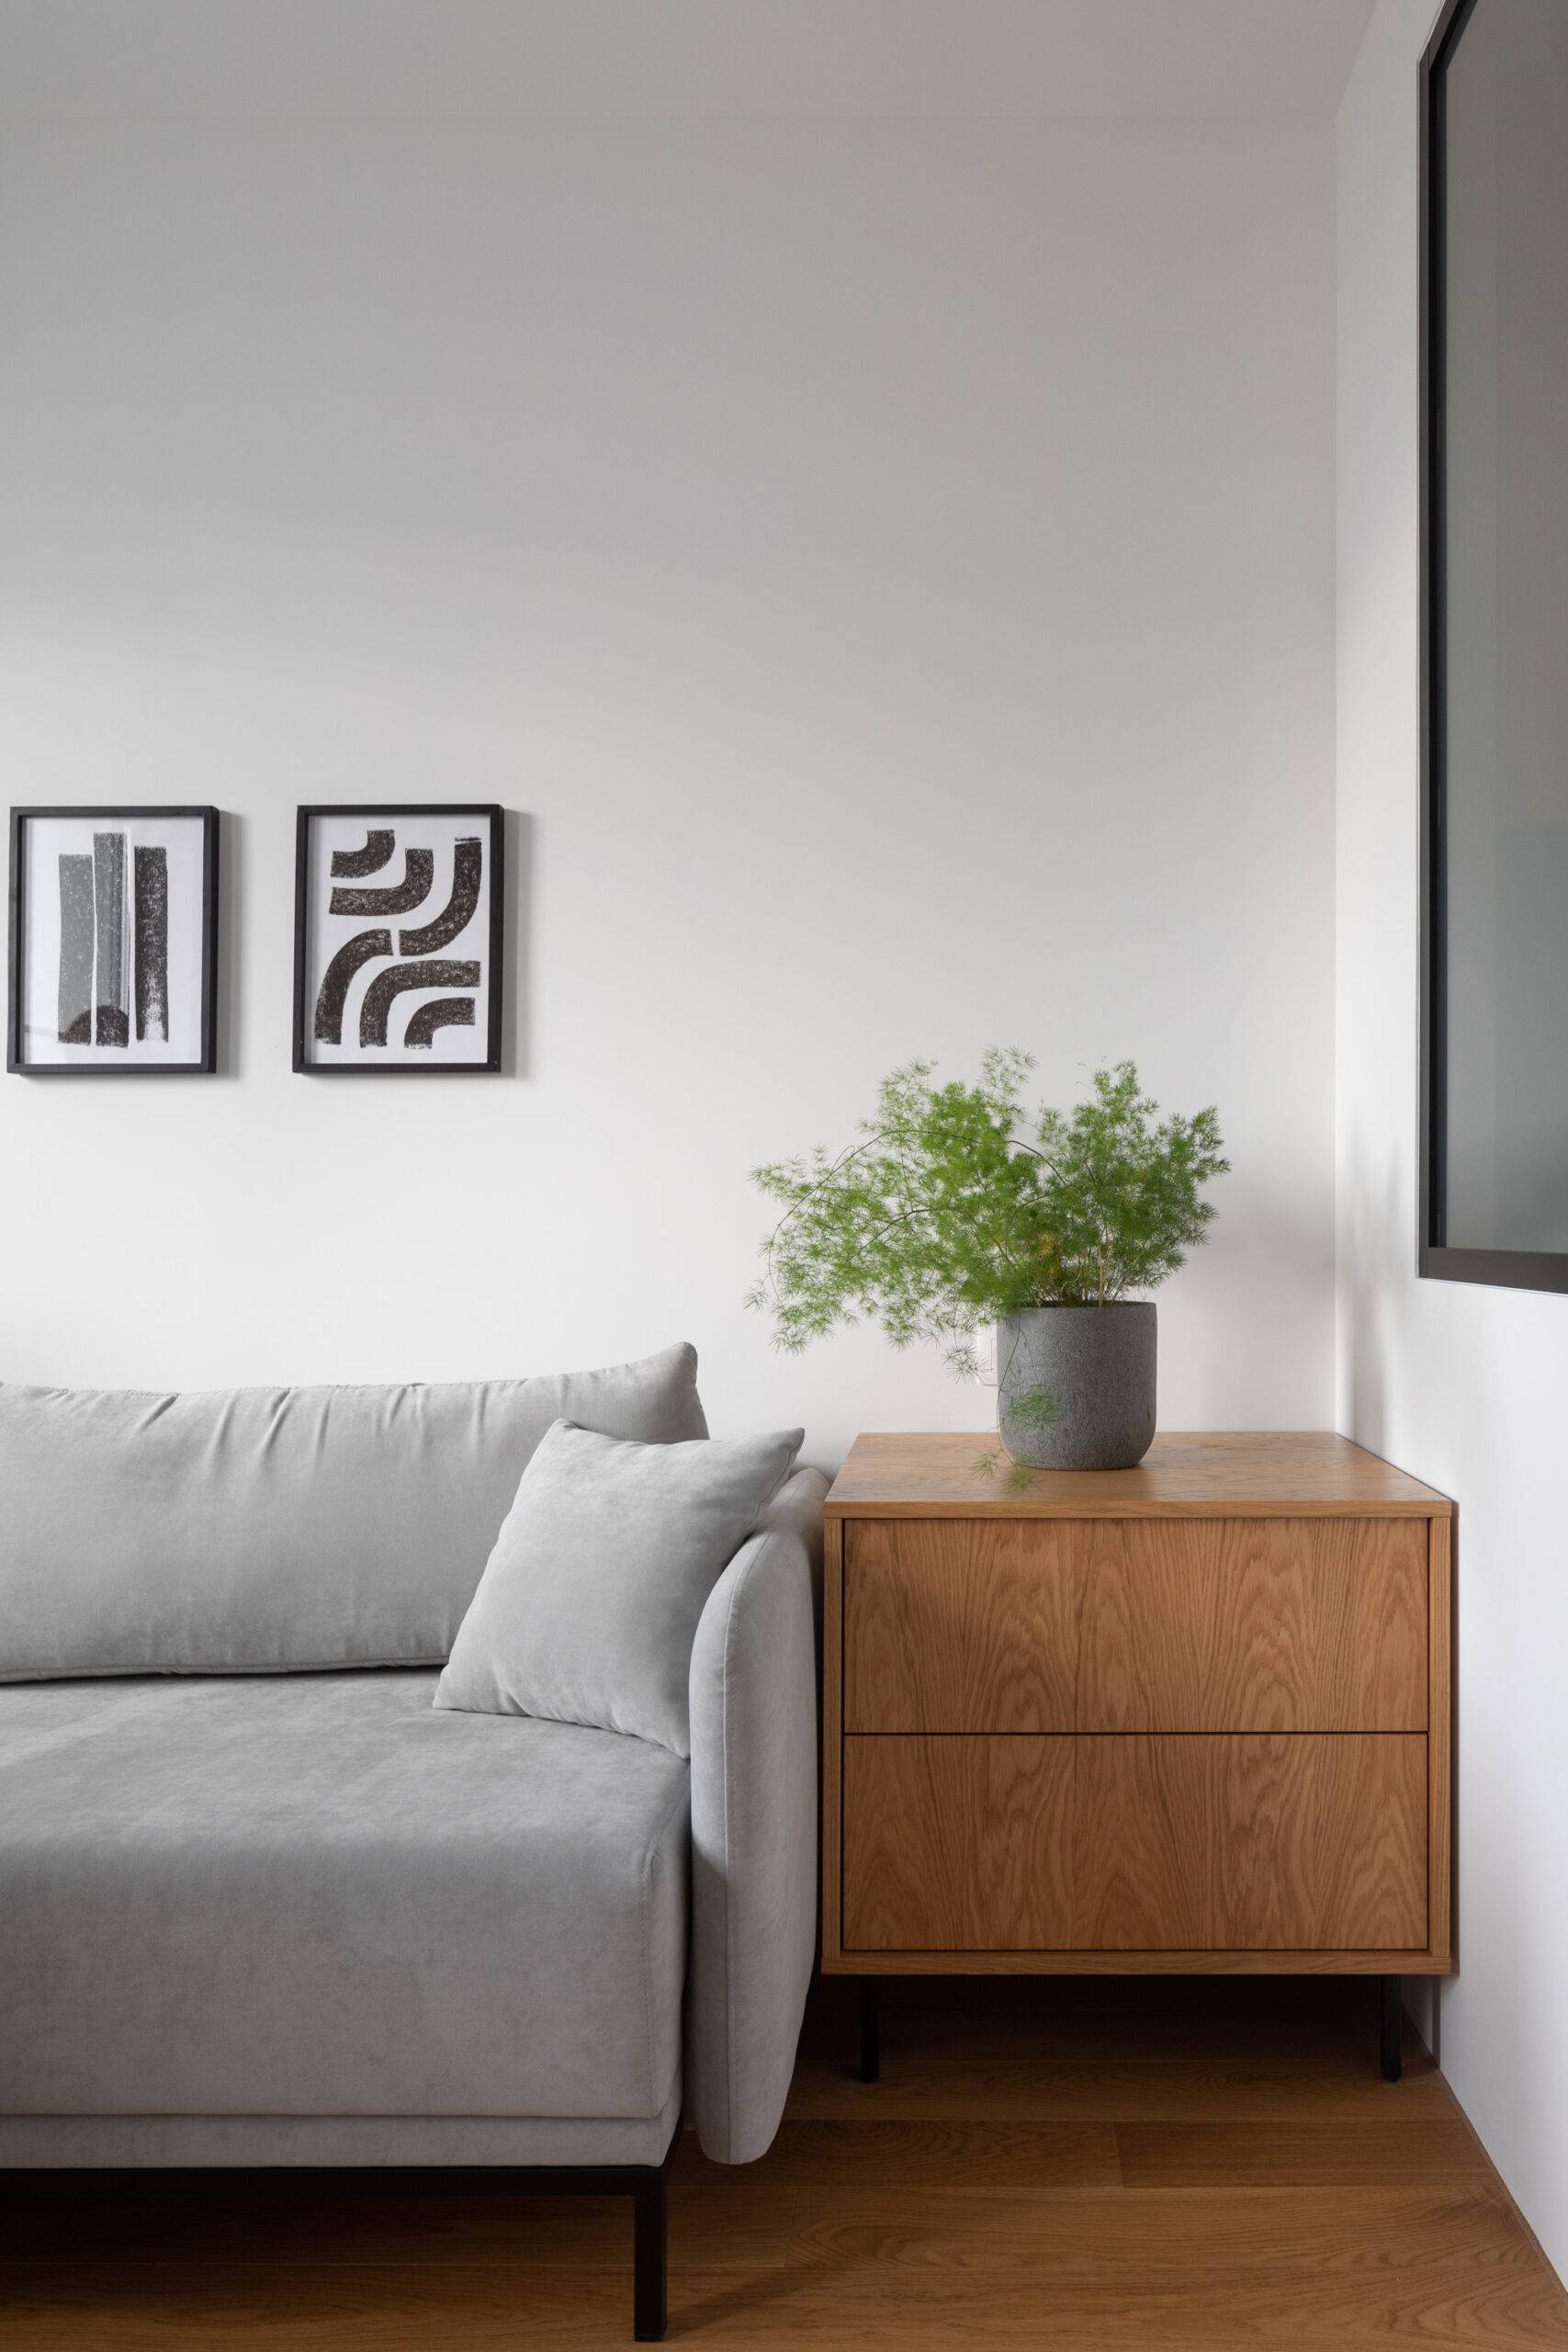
[294,806,503,1072]
[8,808,217,1074]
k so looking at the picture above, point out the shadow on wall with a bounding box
[1337,1125,1430,2028]
[216,811,241,1080]
[502,808,533,1083]
[1336,1118,1406,1457]
[1337,1119,1545,2086]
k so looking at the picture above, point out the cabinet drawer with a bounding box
[844,1516,1427,1735]
[842,1733,1427,1953]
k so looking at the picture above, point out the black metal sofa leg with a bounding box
[633,2159,668,2341]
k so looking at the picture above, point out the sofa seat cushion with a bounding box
[0,1673,690,2120]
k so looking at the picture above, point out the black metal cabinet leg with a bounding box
[1380,1974,1403,2083]
[859,1977,880,2084]
[633,2163,667,2341]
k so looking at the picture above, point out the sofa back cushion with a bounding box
[0,1344,707,1679]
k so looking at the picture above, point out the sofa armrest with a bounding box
[684,1463,827,2163]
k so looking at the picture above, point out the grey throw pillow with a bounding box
[434,1419,805,1756]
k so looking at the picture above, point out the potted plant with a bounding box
[748,1051,1227,1473]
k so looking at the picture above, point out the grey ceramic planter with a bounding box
[997,1303,1156,1472]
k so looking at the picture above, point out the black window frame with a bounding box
[1418,0,1568,1295]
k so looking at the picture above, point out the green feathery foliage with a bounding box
[974,1385,1059,1491]
[748,1051,1227,1379]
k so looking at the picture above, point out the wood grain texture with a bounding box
[1429,1512,1453,1962]
[1115,2118,1495,2188]
[686,2117,1122,2190]
[827,1430,1453,1518]
[1075,1734,1427,1951]
[846,1515,1427,1734]
[845,1518,1078,1733]
[15,2247,1562,2352]
[829,1945,1454,1975]
[844,1735,1427,1953]
[821,1512,844,1965]
[844,1735,1074,1951]
[6,1980,1562,2352]
[1077,1515,1427,1731]
[785,2180,1537,2280]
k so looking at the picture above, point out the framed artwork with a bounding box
[6,806,219,1076]
[293,804,503,1074]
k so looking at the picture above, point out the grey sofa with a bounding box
[0,1349,826,2341]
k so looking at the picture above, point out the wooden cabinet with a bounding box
[824,1432,1453,1982]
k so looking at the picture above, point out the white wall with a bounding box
[1338,0,1568,2276]
[0,114,1336,1462]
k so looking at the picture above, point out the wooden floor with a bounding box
[5,1975,1567,2347]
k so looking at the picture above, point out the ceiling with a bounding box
[0,0,1379,122]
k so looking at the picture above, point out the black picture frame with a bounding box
[1417,0,1568,1296]
[292,803,504,1076]
[6,805,219,1077]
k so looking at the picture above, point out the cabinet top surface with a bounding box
[826,1431,1452,1519]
